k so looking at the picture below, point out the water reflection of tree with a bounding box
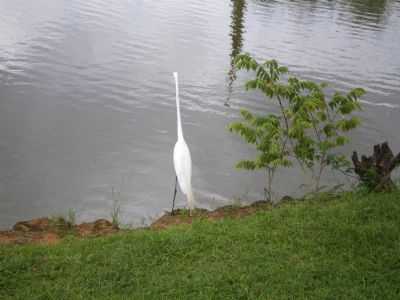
[225,0,247,106]
[256,0,390,26]
[348,0,389,24]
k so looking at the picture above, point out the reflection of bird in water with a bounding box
[171,72,195,216]
[225,0,247,107]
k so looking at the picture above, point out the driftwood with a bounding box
[352,142,400,192]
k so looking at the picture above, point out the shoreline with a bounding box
[0,200,275,245]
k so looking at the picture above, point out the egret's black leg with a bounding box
[171,176,178,215]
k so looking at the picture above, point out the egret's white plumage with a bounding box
[173,72,194,213]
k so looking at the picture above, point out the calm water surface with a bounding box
[1,0,399,228]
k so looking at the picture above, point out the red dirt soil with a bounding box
[0,201,272,246]
[0,218,118,245]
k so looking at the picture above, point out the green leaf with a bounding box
[236,160,257,170]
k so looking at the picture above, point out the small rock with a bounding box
[94,219,114,230]
[13,218,50,232]
[280,195,294,202]
[76,219,117,237]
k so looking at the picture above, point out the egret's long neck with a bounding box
[174,73,184,140]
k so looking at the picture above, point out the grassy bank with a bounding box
[1,192,400,299]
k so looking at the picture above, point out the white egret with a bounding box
[171,72,195,216]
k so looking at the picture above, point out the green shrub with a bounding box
[229,53,365,200]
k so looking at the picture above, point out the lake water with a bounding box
[1,0,399,228]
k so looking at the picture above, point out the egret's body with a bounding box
[172,72,194,214]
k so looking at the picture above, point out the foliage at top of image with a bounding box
[229,53,365,200]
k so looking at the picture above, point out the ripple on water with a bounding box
[0,0,400,228]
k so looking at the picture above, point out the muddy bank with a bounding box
[0,218,118,245]
[0,201,273,246]
[151,200,272,230]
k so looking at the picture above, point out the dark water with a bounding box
[1,0,399,228]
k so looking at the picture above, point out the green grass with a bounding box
[1,192,400,299]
